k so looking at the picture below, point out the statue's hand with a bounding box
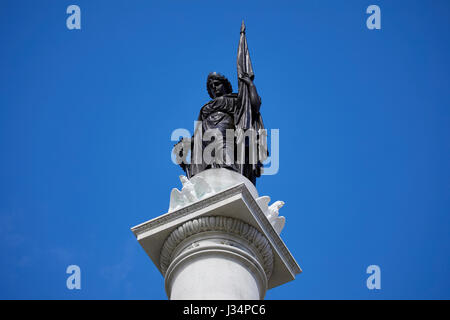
[239,73,254,85]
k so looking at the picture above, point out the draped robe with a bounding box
[187,91,266,185]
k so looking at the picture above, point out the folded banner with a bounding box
[236,20,267,178]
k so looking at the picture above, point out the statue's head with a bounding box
[207,72,233,99]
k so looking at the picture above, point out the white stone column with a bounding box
[161,216,273,300]
[131,169,301,300]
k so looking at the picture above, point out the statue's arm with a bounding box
[239,75,261,113]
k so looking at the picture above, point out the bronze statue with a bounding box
[174,21,267,185]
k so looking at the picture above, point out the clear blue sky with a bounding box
[0,0,449,299]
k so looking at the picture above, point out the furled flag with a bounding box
[235,20,267,178]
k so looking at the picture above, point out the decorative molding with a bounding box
[160,216,274,280]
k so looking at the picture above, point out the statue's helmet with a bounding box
[207,72,233,99]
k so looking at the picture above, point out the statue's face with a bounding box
[209,79,226,98]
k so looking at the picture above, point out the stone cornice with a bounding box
[131,184,246,236]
